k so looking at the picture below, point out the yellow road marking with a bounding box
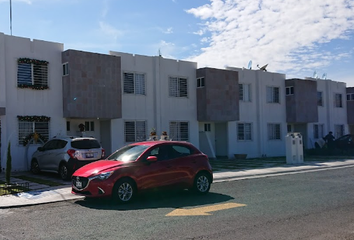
[166,202,246,216]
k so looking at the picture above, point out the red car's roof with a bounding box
[130,141,197,149]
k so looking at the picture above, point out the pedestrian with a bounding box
[324,131,335,154]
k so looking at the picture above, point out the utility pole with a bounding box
[10,0,13,35]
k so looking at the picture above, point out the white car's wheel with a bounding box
[59,163,69,180]
[30,159,40,174]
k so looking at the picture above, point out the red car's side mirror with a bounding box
[146,156,158,162]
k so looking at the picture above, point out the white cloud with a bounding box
[154,40,177,59]
[164,27,173,34]
[186,0,354,75]
[101,0,109,18]
[193,29,205,36]
[98,21,122,41]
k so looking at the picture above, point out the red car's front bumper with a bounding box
[71,176,115,198]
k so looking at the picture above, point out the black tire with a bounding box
[112,178,136,203]
[30,159,40,174]
[59,163,70,180]
[193,172,211,194]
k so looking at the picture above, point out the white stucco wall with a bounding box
[312,78,347,141]
[227,67,287,158]
[109,51,199,152]
[0,33,64,171]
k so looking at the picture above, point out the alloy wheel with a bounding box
[117,182,133,202]
[196,175,210,193]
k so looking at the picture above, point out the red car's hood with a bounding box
[73,160,127,177]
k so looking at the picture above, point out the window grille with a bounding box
[17,60,48,89]
[267,87,280,103]
[313,124,324,139]
[239,84,251,102]
[124,121,146,142]
[169,121,189,141]
[335,93,343,108]
[169,77,188,98]
[18,121,49,145]
[268,123,281,140]
[124,73,134,94]
[317,92,323,106]
[238,123,252,140]
[135,73,146,95]
[123,72,146,95]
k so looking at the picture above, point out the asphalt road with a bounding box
[1,166,354,240]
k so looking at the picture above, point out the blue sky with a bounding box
[1,0,353,86]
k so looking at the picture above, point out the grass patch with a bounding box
[0,182,30,196]
[15,175,63,187]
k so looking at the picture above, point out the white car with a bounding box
[31,136,105,180]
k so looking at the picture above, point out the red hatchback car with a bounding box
[71,141,213,203]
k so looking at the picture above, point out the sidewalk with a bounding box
[1,158,354,208]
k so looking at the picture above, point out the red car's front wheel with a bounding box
[113,178,136,203]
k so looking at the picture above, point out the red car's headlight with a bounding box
[89,171,114,181]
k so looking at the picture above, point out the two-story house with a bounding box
[286,78,347,149]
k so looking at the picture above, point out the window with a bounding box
[84,121,95,131]
[18,121,49,145]
[66,121,70,131]
[204,123,211,132]
[169,77,188,98]
[238,123,252,141]
[317,92,323,106]
[313,124,324,139]
[346,93,354,101]
[267,86,280,103]
[287,124,292,133]
[123,72,146,95]
[334,125,344,138]
[17,58,49,89]
[268,123,281,140]
[197,77,205,88]
[335,93,343,108]
[239,84,251,102]
[172,145,192,156]
[62,63,69,76]
[169,121,189,141]
[124,121,146,142]
[286,86,294,95]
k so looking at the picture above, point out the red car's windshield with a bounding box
[107,144,149,162]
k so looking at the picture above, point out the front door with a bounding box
[136,145,176,190]
[215,122,228,158]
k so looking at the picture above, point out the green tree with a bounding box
[6,142,12,184]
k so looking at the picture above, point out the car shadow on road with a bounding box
[74,190,234,211]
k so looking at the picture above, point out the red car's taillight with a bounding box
[67,149,77,159]
[101,149,105,158]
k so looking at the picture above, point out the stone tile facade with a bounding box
[62,50,122,119]
[197,67,239,122]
